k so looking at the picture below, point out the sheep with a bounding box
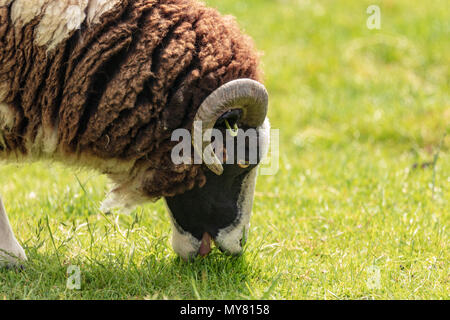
[0,0,270,264]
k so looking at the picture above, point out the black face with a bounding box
[165,110,263,246]
[165,162,258,241]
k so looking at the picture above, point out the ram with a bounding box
[0,0,270,265]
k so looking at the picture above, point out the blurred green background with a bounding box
[0,0,448,299]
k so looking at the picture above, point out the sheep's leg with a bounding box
[0,195,27,267]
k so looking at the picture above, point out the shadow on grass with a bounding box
[0,247,268,299]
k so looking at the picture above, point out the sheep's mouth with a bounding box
[198,232,212,256]
[198,231,243,257]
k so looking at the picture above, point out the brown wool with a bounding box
[0,0,261,205]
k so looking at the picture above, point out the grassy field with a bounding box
[0,0,448,299]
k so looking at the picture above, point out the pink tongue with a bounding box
[199,232,212,257]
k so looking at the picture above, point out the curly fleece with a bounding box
[0,0,261,205]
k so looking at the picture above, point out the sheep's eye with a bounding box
[237,160,250,169]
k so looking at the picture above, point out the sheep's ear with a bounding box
[192,79,268,175]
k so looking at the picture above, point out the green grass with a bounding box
[0,0,449,299]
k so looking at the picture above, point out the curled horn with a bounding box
[192,79,269,175]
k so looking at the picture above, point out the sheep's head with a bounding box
[165,79,270,260]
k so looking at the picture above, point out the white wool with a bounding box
[11,0,49,27]
[35,0,89,51]
[7,0,122,51]
[42,126,59,155]
[99,166,161,214]
[0,103,15,130]
[87,0,121,25]
[27,125,59,157]
[0,0,13,6]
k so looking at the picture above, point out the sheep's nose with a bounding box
[198,232,212,257]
